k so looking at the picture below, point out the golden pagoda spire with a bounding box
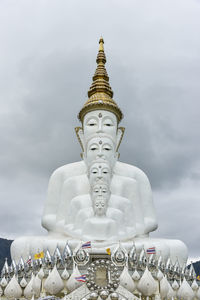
[78,37,123,123]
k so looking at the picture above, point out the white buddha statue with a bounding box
[11,38,188,266]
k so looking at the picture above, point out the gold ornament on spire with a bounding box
[78,37,123,123]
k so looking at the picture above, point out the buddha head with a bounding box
[83,135,118,168]
[91,181,110,217]
[88,158,112,186]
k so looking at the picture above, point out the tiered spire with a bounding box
[78,37,123,123]
[87,37,113,98]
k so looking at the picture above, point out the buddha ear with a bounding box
[75,127,84,152]
[116,127,125,152]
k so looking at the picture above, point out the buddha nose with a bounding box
[96,121,103,133]
[97,171,102,179]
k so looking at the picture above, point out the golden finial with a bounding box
[78,38,123,123]
[99,37,104,52]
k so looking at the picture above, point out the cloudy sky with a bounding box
[0,0,200,261]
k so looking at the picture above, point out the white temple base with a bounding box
[11,233,188,266]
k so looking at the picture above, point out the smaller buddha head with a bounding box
[91,181,110,217]
[83,135,118,168]
[88,158,112,186]
[94,199,106,217]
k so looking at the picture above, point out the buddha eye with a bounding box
[102,168,109,174]
[87,119,97,126]
[90,145,98,151]
[104,118,114,127]
[91,168,98,174]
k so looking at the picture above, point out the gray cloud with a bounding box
[0,0,200,259]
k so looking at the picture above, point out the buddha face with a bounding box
[92,183,110,216]
[84,136,117,167]
[83,110,118,141]
[94,200,106,217]
[89,160,112,186]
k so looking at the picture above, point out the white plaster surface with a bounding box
[11,109,188,266]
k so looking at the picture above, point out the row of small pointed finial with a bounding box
[0,262,199,299]
[0,243,198,299]
[1,244,196,281]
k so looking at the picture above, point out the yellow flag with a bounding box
[34,251,44,260]
[197,275,200,281]
[106,248,111,255]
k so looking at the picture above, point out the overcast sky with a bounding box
[0,0,200,261]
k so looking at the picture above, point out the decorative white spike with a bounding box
[4,274,22,299]
[44,264,64,295]
[177,277,194,300]
[61,268,70,280]
[137,266,157,296]
[1,258,9,275]
[20,276,27,288]
[44,249,52,266]
[139,248,145,263]
[66,263,84,292]
[38,267,45,279]
[53,246,62,263]
[191,279,199,291]
[132,269,140,281]
[119,265,135,292]
[62,242,73,261]
[165,258,171,270]
[156,269,163,281]
[32,274,41,297]
[11,259,17,272]
[160,275,170,298]
[148,253,154,265]
[167,283,175,299]
[172,280,179,291]
[157,255,163,269]
[0,276,8,287]
[189,262,196,279]
[24,273,35,299]
[129,242,137,262]
[173,258,180,273]
[18,256,25,270]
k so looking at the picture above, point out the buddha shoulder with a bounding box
[49,161,86,182]
[114,161,150,183]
